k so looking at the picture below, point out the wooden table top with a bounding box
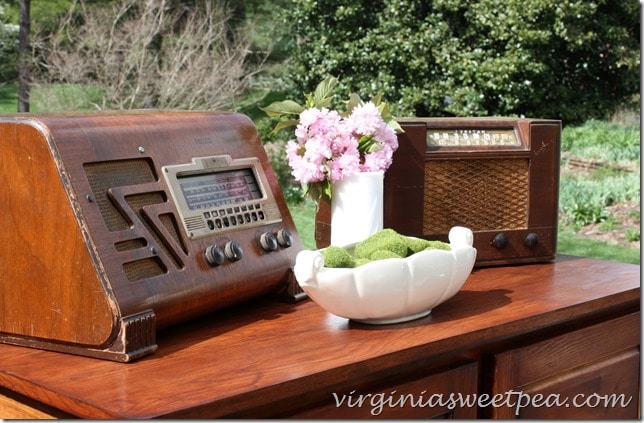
[0,256,639,418]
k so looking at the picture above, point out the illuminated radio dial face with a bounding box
[178,168,262,211]
[426,128,519,147]
[163,155,283,240]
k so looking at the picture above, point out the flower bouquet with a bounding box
[261,76,403,205]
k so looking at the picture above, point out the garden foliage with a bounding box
[559,120,640,230]
[0,3,18,82]
[0,0,74,83]
[284,0,640,124]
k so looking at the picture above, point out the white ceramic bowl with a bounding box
[293,226,477,324]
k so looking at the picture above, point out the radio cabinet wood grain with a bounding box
[0,256,639,418]
[0,111,303,362]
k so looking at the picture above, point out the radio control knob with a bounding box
[204,245,225,267]
[259,232,278,252]
[525,232,540,248]
[492,233,509,249]
[224,240,243,261]
[275,228,293,248]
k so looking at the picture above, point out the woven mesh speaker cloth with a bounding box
[423,158,529,234]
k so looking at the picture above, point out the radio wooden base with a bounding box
[0,256,639,419]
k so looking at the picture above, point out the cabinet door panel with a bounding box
[291,362,478,419]
[517,348,640,419]
[486,312,640,418]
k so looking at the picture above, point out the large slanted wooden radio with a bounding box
[316,117,561,267]
[0,111,303,362]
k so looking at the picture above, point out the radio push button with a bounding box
[204,245,225,267]
[259,232,279,252]
[276,228,293,248]
[224,240,244,261]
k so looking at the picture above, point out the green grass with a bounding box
[0,83,18,113]
[557,119,640,264]
[557,230,640,265]
[289,201,317,250]
[0,83,104,113]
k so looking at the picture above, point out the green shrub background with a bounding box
[283,0,639,124]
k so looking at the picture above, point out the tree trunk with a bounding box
[18,0,30,113]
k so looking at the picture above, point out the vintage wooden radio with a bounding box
[316,117,561,266]
[0,111,304,362]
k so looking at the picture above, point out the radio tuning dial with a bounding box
[224,240,244,261]
[204,245,225,267]
[525,232,540,248]
[492,233,509,249]
[259,232,278,252]
[276,228,293,248]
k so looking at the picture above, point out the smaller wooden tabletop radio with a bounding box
[316,117,561,267]
[0,111,303,361]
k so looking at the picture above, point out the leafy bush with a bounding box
[263,139,305,204]
[559,177,611,227]
[0,19,18,82]
[1,0,76,83]
[561,119,641,164]
[283,0,639,124]
[625,228,640,243]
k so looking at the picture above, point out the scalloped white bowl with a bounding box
[293,226,477,324]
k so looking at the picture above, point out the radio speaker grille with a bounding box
[123,257,167,282]
[423,158,529,234]
[84,160,184,280]
[84,159,157,231]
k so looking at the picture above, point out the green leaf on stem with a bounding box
[346,92,362,114]
[388,119,404,133]
[302,180,332,206]
[311,76,339,108]
[271,119,300,134]
[259,100,305,117]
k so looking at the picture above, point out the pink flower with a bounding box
[285,140,325,183]
[361,147,393,172]
[346,102,382,136]
[328,145,360,182]
[284,102,399,193]
[261,76,403,203]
